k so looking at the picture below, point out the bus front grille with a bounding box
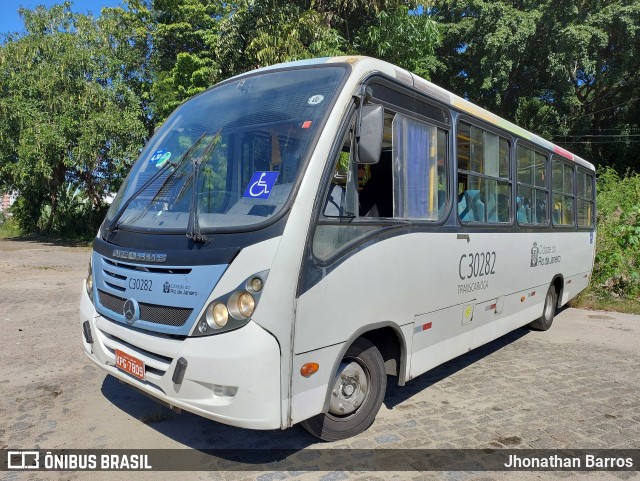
[98,290,193,327]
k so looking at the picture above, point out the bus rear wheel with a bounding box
[529,284,558,331]
[300,337,386,441]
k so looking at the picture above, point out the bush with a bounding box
[0,212,21,238]
[590,168,640,300]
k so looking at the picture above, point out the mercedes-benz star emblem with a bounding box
[123,298,139,324]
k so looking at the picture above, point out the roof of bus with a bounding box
[240,56,595,171]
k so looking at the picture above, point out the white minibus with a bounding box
[80,56,596,441]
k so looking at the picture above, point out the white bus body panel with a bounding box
[292,229,594,421]
[81,286,281,429]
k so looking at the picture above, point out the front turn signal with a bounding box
[301,363,319,378]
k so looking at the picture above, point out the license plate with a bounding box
[115,349,145,381]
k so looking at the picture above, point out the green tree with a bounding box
[431,0,640,171]
[0,3,148,235]
[354,5,441,79]
[152,1,441,122]
[148,0,222,119]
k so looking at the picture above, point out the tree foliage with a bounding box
[0,3,149,235]
[430,0,640,170]
[2,0,640,239]
[591,168,640,299]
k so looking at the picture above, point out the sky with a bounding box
[0,0,124,36]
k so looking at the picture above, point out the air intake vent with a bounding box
[98,290,192,327]
[103,258,191,275]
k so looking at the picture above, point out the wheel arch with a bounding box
[321,321,407,414]
[551,274,564,307]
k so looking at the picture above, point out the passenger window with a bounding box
[313,103,449,261]
[392,114,448,220]
[516,145,549,225]
[577,170,595,228]
[457,121,510,223]
[551,159,575,226]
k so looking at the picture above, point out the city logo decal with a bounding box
[530,241,561,268]
[530,242,539,267]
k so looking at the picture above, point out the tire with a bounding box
[529,284,558,331]
[300,337,387,441]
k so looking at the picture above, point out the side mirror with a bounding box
[356,104,384,165]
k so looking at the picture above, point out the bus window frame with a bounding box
[551,156,576,229]
[455,115,513,227]
[576,166,596,229]
[310,74,454,266]
[365,75,453,226]
[514,140,551,228]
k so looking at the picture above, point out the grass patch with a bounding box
[0,216,21,238]
[569,290,640,315]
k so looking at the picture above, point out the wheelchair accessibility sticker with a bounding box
[148,148,166,164]
[243,171,279,199]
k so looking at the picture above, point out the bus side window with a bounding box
[552,159,575,226]
[359,150,393,217]
[517,145,549,226]
[456,122,510,224]
[392,113,448,220]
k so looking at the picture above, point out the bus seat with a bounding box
[516,196,531,224]
[517,205,528,224]
[496,193,509,222]
[485,192,497,222]
[458,193,471,221]
[464,190,484,222]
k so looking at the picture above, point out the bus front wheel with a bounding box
[300,337,386,441]
[529,284,558,331]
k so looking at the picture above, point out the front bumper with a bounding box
[80,282,281,429]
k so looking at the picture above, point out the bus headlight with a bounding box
[192,270,268,337]
[208,303,229,328]
[250,277,263,292]
[228,290,255,320]
[237,292,255,318]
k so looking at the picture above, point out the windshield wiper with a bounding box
[105,132,208,238]
[186,134,220,244]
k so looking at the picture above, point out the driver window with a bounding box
[321,110,395,219]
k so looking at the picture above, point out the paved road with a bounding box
[0,239,638,480]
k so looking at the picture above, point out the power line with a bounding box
[554,134,640,138]
[547,128,640,136]
[554,140,640,144]
[568,96,640,120]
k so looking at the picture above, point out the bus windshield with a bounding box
[105,66,346,234]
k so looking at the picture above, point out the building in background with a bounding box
[0,191,18,213]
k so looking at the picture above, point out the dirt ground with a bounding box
[0,238,638,481]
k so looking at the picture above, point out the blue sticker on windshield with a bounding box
[148,148,167,164]
[156,151,171,168]
[243,171,279,199]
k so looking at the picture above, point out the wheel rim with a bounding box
[328,359,369,416]
[544,289,554,320]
